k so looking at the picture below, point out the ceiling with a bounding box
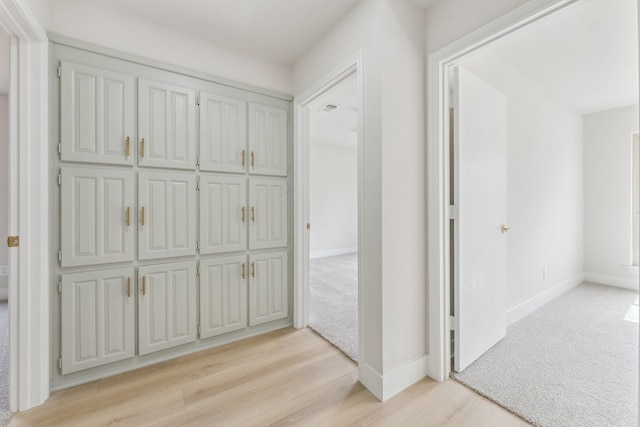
[484,0,638,115]
[310,73,358,149]
[90,0,362,65]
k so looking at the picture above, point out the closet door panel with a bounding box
[138,261,197,355]
[200,92,247,173]
[61,167,134,267]
[249,251,288,326]
[200,255,247,339]
[248,103,287,176]
[249,177,288,250]
[61,268,135,374]
[138,78,197,169]
[200,175,247,254]
[60,61,134,165]
[138,172,196,260]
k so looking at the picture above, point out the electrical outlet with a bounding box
[0,266,7,277]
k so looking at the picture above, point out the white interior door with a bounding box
[248,103,288,176]
[453,65,508,373]
[249,177,288,250]
[200,174,247,254]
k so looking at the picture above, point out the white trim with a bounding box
[506,274,583,325]
[380,355,430,401]
[0,0,50,411]
[293,50,365,385]
[309,247,357,259]
[358,363,382,401]
[584,273,640,291]
[427,0,578,382]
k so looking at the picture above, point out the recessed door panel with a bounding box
[60,61,134,165]
[200,255,247,338]
[200,92,247,173]
[200,174,247,254]
[248,103,287,176]
[61,166,134,267]
[249,177,288,250]
[249,251,288,326]
[138,261,197,355]
[61,268,135,374]
[138,78,196,169]
[138,172,196,260]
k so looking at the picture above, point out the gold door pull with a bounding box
[251,151,255,169]
[501,225,511,234]
[127,277,131,298]
[140,138,145,158]
[251,262,255,278]
[241,263,246,279]
[251,207,255,222]
[241,207,245,223]
[125,136,130,157]
[141,276,146,296]
[141,207,145,226]
[125,207,131,227]
[241,150,245,167]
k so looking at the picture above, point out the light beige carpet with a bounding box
[309,253,358,361]
[452,282,638,427]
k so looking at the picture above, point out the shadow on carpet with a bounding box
[452,282,638,427]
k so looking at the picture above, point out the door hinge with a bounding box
[58,170,62,186]
[57,65,61,78]
[448,205,458,220]
[58,250,62,263]
[58,357,62,369]
[196,176,200,191]
[449,315,457,331]
[196,95,200,106]
[196,156,200,168]
[197,325,201,336]
[58,281,62,293]
[196,241,200,253]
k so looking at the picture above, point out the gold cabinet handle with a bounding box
[127,277,131,298]
[251,207,255,222]
[125,136,130,157]
[140,138,145,158]
[241,149,245,167]
[501,225,511,234]
[241,206,245,223]
[251,262,255,278]
[141,207,145,226]
[141,276,146,296]
[251,151,255,168]
[241,263,246,279]
[125,207,130,227]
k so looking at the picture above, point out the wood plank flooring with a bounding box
[9,328,530,426]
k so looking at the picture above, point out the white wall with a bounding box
[294,0,427,399]
[48,0,292,94]
[309,142,358,258]
[584,104,640,288]
[0,95,7,300]
[462,52,584,311]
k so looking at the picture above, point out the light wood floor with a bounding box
[9,328,529,426]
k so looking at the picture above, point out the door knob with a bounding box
[501,225,511,234]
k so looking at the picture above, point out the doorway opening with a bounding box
[307,74,358,361]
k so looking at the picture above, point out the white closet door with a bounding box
[199,92,247,173]
[61,166,135,267]
[60,61,135,165]
[249,177,288,250]
[249,251,288,326]
[138,78,197,170]
[138,172,197,260]
[200,255,247,339]
[138,261,197,355]
[248,103,288,176]
[200,174,247,254]
[61,268,135,374]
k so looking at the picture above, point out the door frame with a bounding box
[293,50,364,362]
[427,0,582,381]
[0,0,50,411]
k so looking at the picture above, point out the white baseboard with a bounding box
[310,247,357,259]
[507,274,584,325]
[584,272,639,291]
[358,355,429,402]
